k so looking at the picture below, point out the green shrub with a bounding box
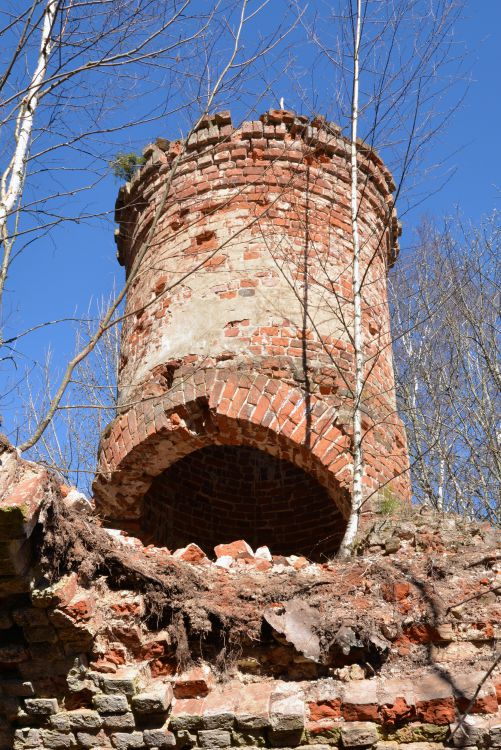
[109,151,146,181]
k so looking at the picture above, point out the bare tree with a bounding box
[1,0,206,323]
[338,0,363,555]
[390,213,500,525]
[294,0,466,553]
[24,293,120,493]
[0,0,297,455]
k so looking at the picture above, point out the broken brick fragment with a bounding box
[415,697,456,725]
[214,540,254,560]
[174,666,214,699]
[308,700,341,722]
[173,543,208,564]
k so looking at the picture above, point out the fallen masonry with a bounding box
[1,438,500,750]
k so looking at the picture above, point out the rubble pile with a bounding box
[1,439,500,750]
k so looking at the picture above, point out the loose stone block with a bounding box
[76,730,110,748]
[24,697,59,715]
[67,709,102,730]
[198,729,232,748]
[13,728,40,749]
[340,722,379,747]
[102,713,136,730]
[111,732,145,749]
[143,727,176,747]
[40,729,76,748]
[50,714,71,731]
[100,666,149,696]
[131,683,173,713]
[203,708,235,731]
[93,693,130,714]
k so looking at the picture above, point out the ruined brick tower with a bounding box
[94,109,410,559]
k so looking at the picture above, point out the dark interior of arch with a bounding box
[141,445,347,561]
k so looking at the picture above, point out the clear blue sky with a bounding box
[2,0,500,447]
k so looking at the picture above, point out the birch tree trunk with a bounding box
[0,0,58,319]
[338,0,363,557]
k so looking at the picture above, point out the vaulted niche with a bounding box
[141,445,347,561]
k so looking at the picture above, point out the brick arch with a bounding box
[94,369,353,535]
[142,444,347,560]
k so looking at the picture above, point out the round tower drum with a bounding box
[94,109,410,559]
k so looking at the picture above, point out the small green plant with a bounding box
[109,151,146,181]
[378,489,403,516]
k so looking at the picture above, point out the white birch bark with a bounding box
[338,0,363,557]
[0,0,58,315]
[437,456,445,511]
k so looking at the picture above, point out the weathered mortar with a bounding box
[93,109,410,555]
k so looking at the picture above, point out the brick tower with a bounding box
[93,109,410,560]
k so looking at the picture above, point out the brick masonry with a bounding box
[93,109,410,554]
[0,445,500,750]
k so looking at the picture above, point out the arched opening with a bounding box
[141,445,347,561]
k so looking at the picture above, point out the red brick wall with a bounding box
[93,109,410,552]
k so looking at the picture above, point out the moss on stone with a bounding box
[386,723,449,742]
[305,726,341,745]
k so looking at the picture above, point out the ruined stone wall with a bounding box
[1,443,500,750]
[94,110,410,554]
